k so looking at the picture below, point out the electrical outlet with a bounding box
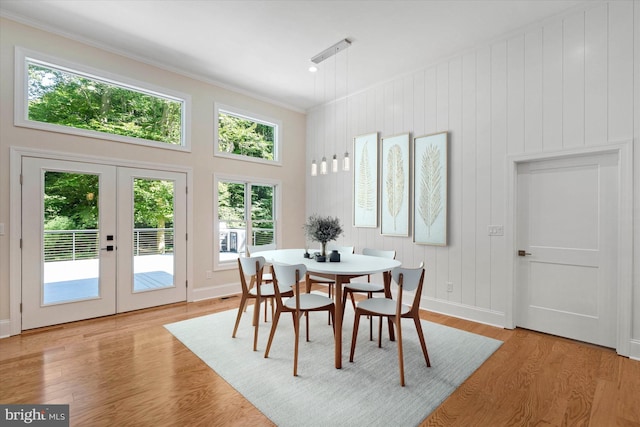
[447,281,453,292]
[488,225,504,236]
[206,270,213,279]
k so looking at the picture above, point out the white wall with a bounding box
[0,18,307,334]
[306,1,639,354]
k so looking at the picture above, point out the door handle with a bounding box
[100,245,115,251]
[517,250,531,257]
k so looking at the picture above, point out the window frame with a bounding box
[213,173,281,271]
[14,47,191,152]
[214,103,282,165]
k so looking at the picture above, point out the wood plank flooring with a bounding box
[1,295,638,426]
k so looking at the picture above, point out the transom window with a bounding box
[215,176,278,267]
[214,104,281,164]
[16,48,190,150]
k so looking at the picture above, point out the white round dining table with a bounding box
[252,248,401,369]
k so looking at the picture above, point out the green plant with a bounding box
[303,214,343,245]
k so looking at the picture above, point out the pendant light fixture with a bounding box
[309,38,352,176]
[343,46,350,171]
[332,52,338,173]
[320,156,328,175]
[321,58,328,176]
[310,64,319,176]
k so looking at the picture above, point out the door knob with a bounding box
[100,245,115,251]
[517,250,532,257]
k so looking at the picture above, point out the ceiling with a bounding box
[1,0,585,112]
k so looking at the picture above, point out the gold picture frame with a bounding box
[353,132,378,228]
[413,131,448,245]
[380,133,410,237]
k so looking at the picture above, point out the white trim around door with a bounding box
[9,146,194,336]
[505,141,633,357]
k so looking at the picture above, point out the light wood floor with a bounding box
[1,295,639,426]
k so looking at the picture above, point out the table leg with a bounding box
[334,274,343,369]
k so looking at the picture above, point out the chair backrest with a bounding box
[362,248,396,259]
[272,263,306,308]
[327,244,355,254]
[238,256,266,294]
[238,256,265,277]
[391,266,425,310]
[246,243,276,256]
[392,266,424,292]
[272,263,306,288]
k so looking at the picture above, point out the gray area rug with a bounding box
[165,303,502,427]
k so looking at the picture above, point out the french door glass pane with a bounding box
[133,178,175,292]
[43,171,100,305]
[251,184,274,246]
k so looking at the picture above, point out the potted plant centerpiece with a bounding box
[303,214,343,262]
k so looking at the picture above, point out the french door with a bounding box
[21,157,187,330]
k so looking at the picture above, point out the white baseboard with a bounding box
[0,283,243,339]
[0,319,12,339]
[419,296,506,329]
[192,282,241,302]
[629,339,640,361]
[418,298,640,360]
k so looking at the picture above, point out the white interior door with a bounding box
[21,157,187,330]
[515,152,618,348]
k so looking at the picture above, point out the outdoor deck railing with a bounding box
[44,228,174,262]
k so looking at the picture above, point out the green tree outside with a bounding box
[30,60,276,255]
[28,63,182,144]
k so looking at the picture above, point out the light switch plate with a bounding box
[488,225,504,236]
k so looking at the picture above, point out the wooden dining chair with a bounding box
[264,263,335,376]
[232,256,293,351]
[307,245,354,325]
[349,265,431,386]
[247,243,276,321]
[341,248,396,339]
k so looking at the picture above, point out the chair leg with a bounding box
[412,315,431,367]
[378,316,383,348]
[395,316,405,386]
[330,307,336,335]
[341,291,348,324]
[252,298,262,351]
[232,295,249,338]
[264,308,282,358]
[368,292,374,341]
[327,284,333,325]
[349,309,362,362]
[264,297,269,322]
[349,291,357,311]
[306,310,310,341]
[293,312,300,376]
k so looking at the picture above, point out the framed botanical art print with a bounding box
[353,132,378,228]
[380,133,410,236]
[413,131,448,245]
